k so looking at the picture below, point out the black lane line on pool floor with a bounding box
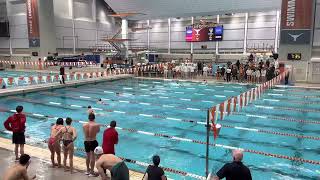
[6,96,320,141]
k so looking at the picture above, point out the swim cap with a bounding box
[94,146,103,155]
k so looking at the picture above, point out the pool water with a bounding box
[0,78,319,179]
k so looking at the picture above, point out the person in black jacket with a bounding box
[59,66,65,84]
[143,155,166,180]
[214,150,252,180]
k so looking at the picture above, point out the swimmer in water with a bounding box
[97,99,106,105]
[87,106,95,115]
[116,92,122,96]
[203,80,208,84]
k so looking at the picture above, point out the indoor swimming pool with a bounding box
[0,78,319,179]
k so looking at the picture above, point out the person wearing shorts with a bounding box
[4,106,26,160]
[83,114,100,176]
[95,147,129,180]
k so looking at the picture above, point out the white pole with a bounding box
[243,13,249,54]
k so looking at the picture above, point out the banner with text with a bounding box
[26,0,40,47]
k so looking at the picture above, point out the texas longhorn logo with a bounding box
[288,33,303,42]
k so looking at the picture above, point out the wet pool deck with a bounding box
[0,137,144,180]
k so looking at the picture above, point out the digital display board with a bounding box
[287,53,302,60]
[186,26,223,42]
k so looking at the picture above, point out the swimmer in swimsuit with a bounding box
[97,99,107,105]
[61,117,77,173]
[48,118,64,168]
[87,106,95,115]
[83,113,100,176]
[94,147,129,180]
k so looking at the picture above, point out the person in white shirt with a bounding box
[203,66,208,77]
[251,70,256,83]
[164,65,168,79]
[246,68,252,82]
[261,68,267,82]
[226,67,232,82]
[255,69,261,83]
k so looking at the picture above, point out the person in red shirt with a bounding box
[102,121,118,154]
[4,106,26,160]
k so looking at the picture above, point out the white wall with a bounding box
[0,0,29,50]
[0,0,119,53]
[129,10,279,53]
[54,0,119,50]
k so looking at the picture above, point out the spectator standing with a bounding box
[216,66,221,80]
[61,117,77,173]
[239,65,244,83]
[221,66,226,80]
[231,66,238,81]
[236,60,240,70]
[261,68,267,82]
[214,150,252,180]
[102,121,118,155]
[226,66,232,82]
[59,66,65,84]
[143,155,166,180]
[246,68,252,83]
[83,114,100,176]
[256,69,261,83]
[4,105,26,160]
[48,118,64,167]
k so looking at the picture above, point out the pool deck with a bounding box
[0,74,133,97]
[0,137,144,180]
[136,76,253,86]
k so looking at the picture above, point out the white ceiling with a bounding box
[104,0,282,20]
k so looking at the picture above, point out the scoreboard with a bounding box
[287,53,302,60]
[186,26,223,42]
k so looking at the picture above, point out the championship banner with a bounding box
[26,0,40,47]
[281,0,313,30]
[280,0,312,44]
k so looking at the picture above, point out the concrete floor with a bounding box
[0,148,99,180]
